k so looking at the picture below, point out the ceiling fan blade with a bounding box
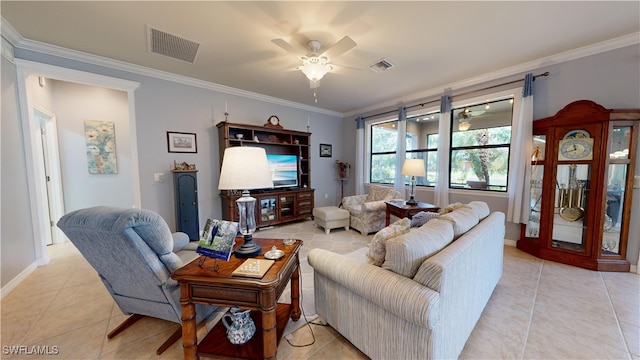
[331,63,362,71]
[271,38,307,57]
[320,36,356,60]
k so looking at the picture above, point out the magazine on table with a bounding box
[196,219,238,261]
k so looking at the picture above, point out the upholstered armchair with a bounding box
[57,206,218,355]
[342,185,402,235]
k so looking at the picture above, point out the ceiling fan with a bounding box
[272,36,357,101]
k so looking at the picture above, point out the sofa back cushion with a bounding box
[382,218,454,277]
[467,201,490,220]
[436,207,479,239]
[366,185,399,202]
[366,218,411,266]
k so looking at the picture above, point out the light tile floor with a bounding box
[1,219,638,359]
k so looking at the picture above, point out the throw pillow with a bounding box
[410,211,440,227]
[366,185,395,202]
[439,202,470,214]
[366,218,411,266]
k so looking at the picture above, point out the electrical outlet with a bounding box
[634,175,640,189]
[154,173,165,183]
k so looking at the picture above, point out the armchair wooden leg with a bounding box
[107,314,143,339]
[106,313,182,355]
[156,326,182,355]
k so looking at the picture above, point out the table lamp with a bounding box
[218,147,273,258]
[401,159,425,205]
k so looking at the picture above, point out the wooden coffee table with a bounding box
[171,237,302,360]
[385,200,440,226]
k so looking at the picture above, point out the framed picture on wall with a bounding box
[319,143,332,157]
[167,131,197,153]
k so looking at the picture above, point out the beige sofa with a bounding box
[308,202,504,360]
[342,185,402,235]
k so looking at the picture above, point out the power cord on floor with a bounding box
[285,266,316,348]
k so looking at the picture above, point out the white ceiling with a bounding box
[2,1,639,115]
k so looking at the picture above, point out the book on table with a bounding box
[196,219,238,261]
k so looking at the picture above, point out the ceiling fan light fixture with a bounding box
[300,56,332,82]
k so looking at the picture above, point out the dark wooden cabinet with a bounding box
[217,121,314,228]
[518,101,639,271]
[173,170,199,240]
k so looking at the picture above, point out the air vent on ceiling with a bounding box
[147,25,200,63]
[369,59,395,73]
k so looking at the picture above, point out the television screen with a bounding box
[266,154,298,188]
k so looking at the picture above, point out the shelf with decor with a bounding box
[517,100,639,271]
[217,121,314,227]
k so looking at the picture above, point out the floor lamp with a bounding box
[218,147,273,258]
[401,159,425,205]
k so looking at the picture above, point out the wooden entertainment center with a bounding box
[217,121,314,227]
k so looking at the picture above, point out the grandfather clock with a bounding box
[518,100,639,271]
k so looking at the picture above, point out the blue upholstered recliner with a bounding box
[57,206,217,355]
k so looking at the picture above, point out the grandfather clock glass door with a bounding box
[547,124,601,257]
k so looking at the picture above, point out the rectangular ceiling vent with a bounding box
[369,59,395,73]
[147,25,200,63]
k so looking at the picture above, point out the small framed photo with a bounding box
[167,132,197,153]
[319,143,332,157]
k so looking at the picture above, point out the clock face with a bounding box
[558,138,593,161]
[268,115,279,125]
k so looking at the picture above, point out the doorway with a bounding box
[34,107,65,245]
[15,59,141,266]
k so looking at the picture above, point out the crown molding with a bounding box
[344,32,640,118]
[2,16,341,118]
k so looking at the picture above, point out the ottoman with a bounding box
[313,206,350,235]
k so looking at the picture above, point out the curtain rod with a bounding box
[358,71,549,120]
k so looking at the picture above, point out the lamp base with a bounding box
[406,197,418,205]
[234,234,262,258]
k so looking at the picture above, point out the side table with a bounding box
[385,200,440,226]
[171,238,302,360]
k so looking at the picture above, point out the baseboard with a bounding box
[504,238,517,247]
[0,261,38,299]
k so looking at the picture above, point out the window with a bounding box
[450,98,513,191]
[369,112,439,185]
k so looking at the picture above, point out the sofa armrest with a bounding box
[361,199,388,212]
[308,248,440,329]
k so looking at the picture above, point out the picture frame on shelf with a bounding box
[167,131,197,153]
[319,143,332,157]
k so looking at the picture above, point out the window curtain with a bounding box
[435,95,451,207]
[355,117,365,195]
[394,107,407,195]
[507,73,534,223]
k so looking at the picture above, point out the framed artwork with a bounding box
[319,143,332,157]
[167,131,197,153]
[84,120,117,174]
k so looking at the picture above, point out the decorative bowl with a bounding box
[235,134,244,140]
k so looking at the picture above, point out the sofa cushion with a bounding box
[366,218,411,266]
[366,185,397,202]
[439,202,469,214]
[410,211,440,227]
[467,201,490,220]
[382,218,454,277]
[437,207,479,238]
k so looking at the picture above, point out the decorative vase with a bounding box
[222,307,256,345]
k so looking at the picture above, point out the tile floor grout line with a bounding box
[600,272,634,358]
[519,258,544,359]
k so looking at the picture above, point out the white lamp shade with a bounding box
[218,147,273,190]
[401,159,426,177]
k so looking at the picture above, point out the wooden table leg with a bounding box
[385,208,391,226]
[290,261,301,321]
[262,307,277,360]
[179,284,198,360]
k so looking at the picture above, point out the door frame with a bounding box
[15,59,140,266]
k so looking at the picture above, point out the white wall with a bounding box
[47,80,134,211]
[1,55,36,287]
